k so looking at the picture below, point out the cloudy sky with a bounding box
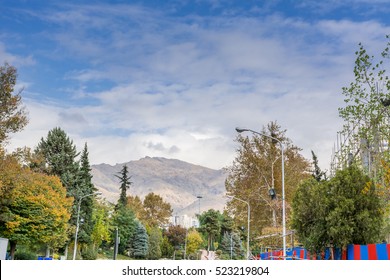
[1,0,390,171]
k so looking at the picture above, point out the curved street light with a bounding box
[226,195,250,259]
[235,127,286,259]
[73,191,102,260]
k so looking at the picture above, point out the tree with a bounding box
[141,192,172,228]
[186,229,203,258]
[311,150,327,182]
[35,127,80,197]
[219,231,245,260]
[0,161,73,259]
[198,209,221,251]
[115,165,132,209]
[164,225,186,258]
[126,195,145,220]
[76,143,97,245]
[337,36,390,177]
[147,227,162,260]
[0,62,28,144]
[129,221,149,259]
[90,201,111,253]
[111,207,136,255]
[292,165,385,255]
[225,121,310,246]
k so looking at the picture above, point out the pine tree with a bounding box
[115,165,132,209]
[130,221,149,259]
[34,127,80,233]
[311,150,327,182]
[219,232,245,260]
[76,143,97,244]
[35,127,79,197]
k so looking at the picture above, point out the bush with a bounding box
[14,250,37,260]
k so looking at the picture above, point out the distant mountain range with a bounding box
[91,156,228,217]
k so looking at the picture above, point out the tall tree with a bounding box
[141,192,172,228]
[115,165,132,209]
[337,36,390,177]
[76,143,97,245]
[225,121,310,247]
[0,63,28,144]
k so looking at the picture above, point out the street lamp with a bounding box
[73,191,102,260]
[235,127,286,259]
[226,195,250,259]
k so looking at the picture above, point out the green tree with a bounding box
[0,62,28,144]
[292,165,385,255]
[147,227,162,259]
[76,143,97,245]
[141,192,172,228]
[90,201,111,253]
[225,121,310,246]
[198,209,221,251]
[111,207,136,255]
[311,150,327,182]
[129,221,149,259]
[338,36,390,177]
[115,165,132,209]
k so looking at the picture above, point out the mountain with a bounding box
[91,156,229,217]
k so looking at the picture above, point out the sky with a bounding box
[1,0,390,171]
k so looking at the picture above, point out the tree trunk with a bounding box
[9,240,16,260]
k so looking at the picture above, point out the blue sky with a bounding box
[1,0,390,170]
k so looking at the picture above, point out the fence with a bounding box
[258,244,390,260]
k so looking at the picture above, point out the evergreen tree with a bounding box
[311,150,327,182]
[112,207,136,255]
[219,231,245,260]
[130,221,149,259]
[76,143,97,244]
[115,165,132,209]
[35,127,79,197]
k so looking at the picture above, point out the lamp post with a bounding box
[73,191,102,260]
[235,127,286,259]
[226,195,250,259]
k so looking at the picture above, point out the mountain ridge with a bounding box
[91,156,228,217]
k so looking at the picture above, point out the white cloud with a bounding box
[4,3,390,173]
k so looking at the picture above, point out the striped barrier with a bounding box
[258,244,390,260]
